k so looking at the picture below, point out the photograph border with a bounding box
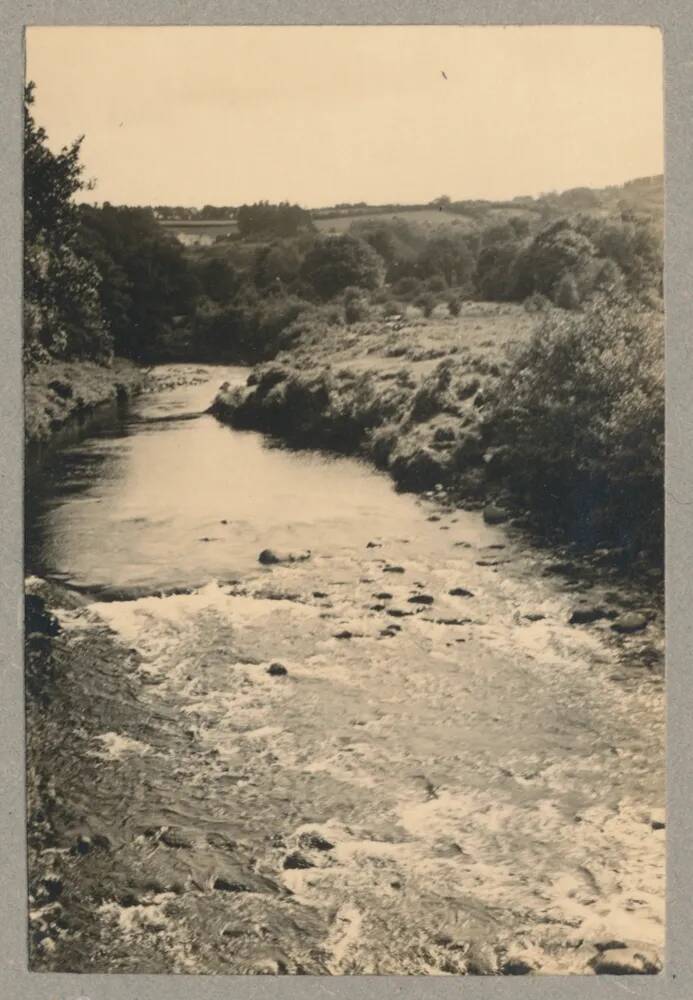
[2,2,691,998]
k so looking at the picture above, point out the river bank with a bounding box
[24,365,664,975]
[24,358,147,444]
[209,301,663,582]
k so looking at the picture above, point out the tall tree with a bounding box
[24,82,111,364]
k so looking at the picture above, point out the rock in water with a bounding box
[650,808,665,830]
[483,504,509,525]
[569,605,606,625]
[299,832,335,851]
[283,852,314,870]
[267,662,288,677]
[160,827,195,849]
[258,549,280,565]
[611,612,648,634]
[258,548,311,565]
[500,957,535,975]
[590,946,661,975]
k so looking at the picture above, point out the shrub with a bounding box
[383,299,404,318]
[447,297,462,317]
[415,292,437,318]
[370,285,394,305]
[484,292,663,560]
[523,292,551,313]
[426,275,447,293]
[345,298,370,324]
[343,286,370,324]
[554,272,581,310]
[394,276,423,300]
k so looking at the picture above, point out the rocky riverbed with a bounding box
[25,364,664,975]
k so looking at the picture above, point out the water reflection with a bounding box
[25,365,430,595]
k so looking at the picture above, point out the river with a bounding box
[26,364,665,975]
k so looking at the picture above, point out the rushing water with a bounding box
[26,364,665,975]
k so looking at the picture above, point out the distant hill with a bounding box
[155,176,663,246]
[311,175,663,235]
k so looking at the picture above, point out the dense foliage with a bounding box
[484,294,664,558]
[299,235,385,300]
[78,205,199,361]
[24,83,111,365]
[236,201,314,238]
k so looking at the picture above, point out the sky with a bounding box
[26,26,664,209]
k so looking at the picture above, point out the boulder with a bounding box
[298,832,334,852]
[390,446,452,492]
[267,663,288,677]
[213,876,252,893]
[650,808,665,830]
[611,612,648,634]
[590,946,661,975]
[283,852,314,870]
[258,548,311,565]
[160,827,195,849]
[501,957,535,975]
[569,606,607,625]
[483,504,509,525]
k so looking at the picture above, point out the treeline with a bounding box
[24,81,663,371]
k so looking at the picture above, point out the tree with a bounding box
[418,235,476,288]
[198,256,238,303]
[521,219,598,298]
[236,201,314,238]
[24,82,111,363]
[300,235,385,300]
[474,242,521,301]
[78,205,200,360]
[252,241,302,291]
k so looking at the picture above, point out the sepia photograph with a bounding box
[23,25,665,976]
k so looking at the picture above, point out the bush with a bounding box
[415,292,437,318]
[426,275,448,294]
[394,276,423,300]
[554,272,581,310]
[447,297,462,317]
[343,285,370,324]
[523,292,551,313]
[484,292,663,560]
[344,298,370,324]
[383,299,404,318]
